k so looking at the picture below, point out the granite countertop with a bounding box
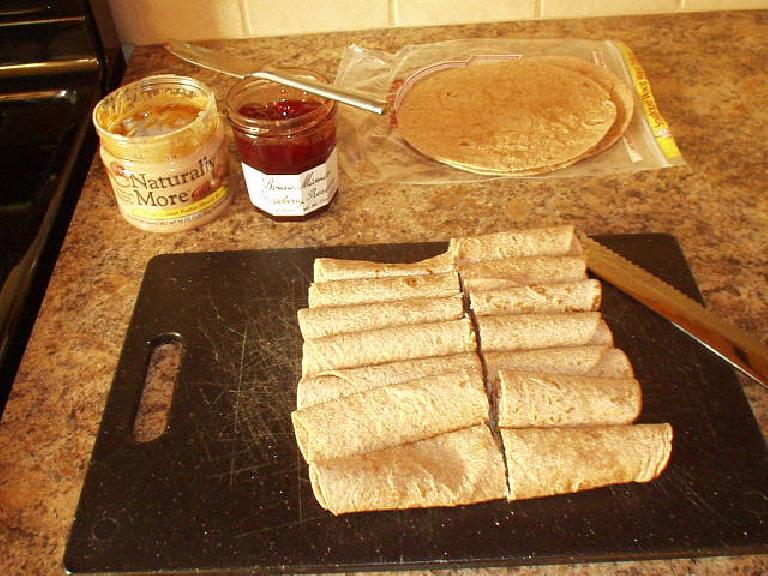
[1,9,766,575]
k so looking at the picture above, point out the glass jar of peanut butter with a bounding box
[93,75,231,232]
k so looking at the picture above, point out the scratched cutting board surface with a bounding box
[65,234,768,575]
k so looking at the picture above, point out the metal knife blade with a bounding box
[165,40,389,115]
[579,233,768,389]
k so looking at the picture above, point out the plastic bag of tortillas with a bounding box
[334,38,685,184]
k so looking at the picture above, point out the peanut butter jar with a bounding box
[93,75,231,233]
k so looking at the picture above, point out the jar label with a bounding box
[100,127,230,230]
[241,148,338,217]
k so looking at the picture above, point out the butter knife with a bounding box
[166,40,389,115]
[579,233,768,389]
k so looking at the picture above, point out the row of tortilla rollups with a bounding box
[464,227,672,514]
[291,225,673,515]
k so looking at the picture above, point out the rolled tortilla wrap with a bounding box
[463,278,543,292]
[298,294,465,339]
[476,312,613,352]
[449,225,580,262]
[297,352,482,408]
[458,255,587,288]
[496,371,642,428]
[292,371,489,462]
[483,346,634,381]
[313,251,455,282]
[470,279,601,316]
[308,271,459,308]
[302,317,476,376]
[501,423,673,500]
[308,424,508,514]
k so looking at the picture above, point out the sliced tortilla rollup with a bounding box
[313,251,454,282]
[309,424,508,515]
[483,346,634,381]
[298,294,464,339]
[469,279,601,315]
[301,317,476,376]
[292,371,488,462]
[308,271,459,308]
[297,352,482,408]
[501,423,673,500]
[449,225,580,262]
[459,255,587,289]
[496,371,641,428]
[476,312,613,352]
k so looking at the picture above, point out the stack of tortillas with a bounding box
[292,225,672,515]
[396,57,634,175]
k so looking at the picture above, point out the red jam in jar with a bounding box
[226,72,338,219]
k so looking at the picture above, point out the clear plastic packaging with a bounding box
[334,38,685,184]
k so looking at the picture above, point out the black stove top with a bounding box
[0,20,95,67]
[0,74,96,279]
[0,0,123,415]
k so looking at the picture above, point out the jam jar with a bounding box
[93,75,231,233]
[225,70,338,220]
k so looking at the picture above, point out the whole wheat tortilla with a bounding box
[313,251,455,282]
[301,317,476,376]
[483,346,634,381]
[496,371,641,428]
[501,423,673,500]
[469,279,601,315]
[476,312,613,352]
[308,424,508,515]
[397,60,617,175]
[307,271,459,308]
[459,256,588,290]
[297,293,465,339]
[449,225,580,262]
[292,371,488,462]
[297,352,482,408]
[531,56,634,157]
[441,57,635,176]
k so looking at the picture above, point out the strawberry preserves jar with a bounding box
[93,75,231,232]
[225,70,338,220]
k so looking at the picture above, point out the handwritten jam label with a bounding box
[241,147,338,217]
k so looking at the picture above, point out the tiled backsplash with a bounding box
[109,0,768,45]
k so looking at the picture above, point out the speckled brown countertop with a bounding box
[0,9,766,576]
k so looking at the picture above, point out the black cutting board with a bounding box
[65,234,768,575]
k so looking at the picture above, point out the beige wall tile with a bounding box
[109,0,768,46]
[394,0,536,27]
[539,0,679,18]
[109,0,246,45]
[681,0,768,10]
[243,0,390,37]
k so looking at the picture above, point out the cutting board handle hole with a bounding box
[133,335,182,442]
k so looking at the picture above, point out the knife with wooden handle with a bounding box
[579,233,768,389]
